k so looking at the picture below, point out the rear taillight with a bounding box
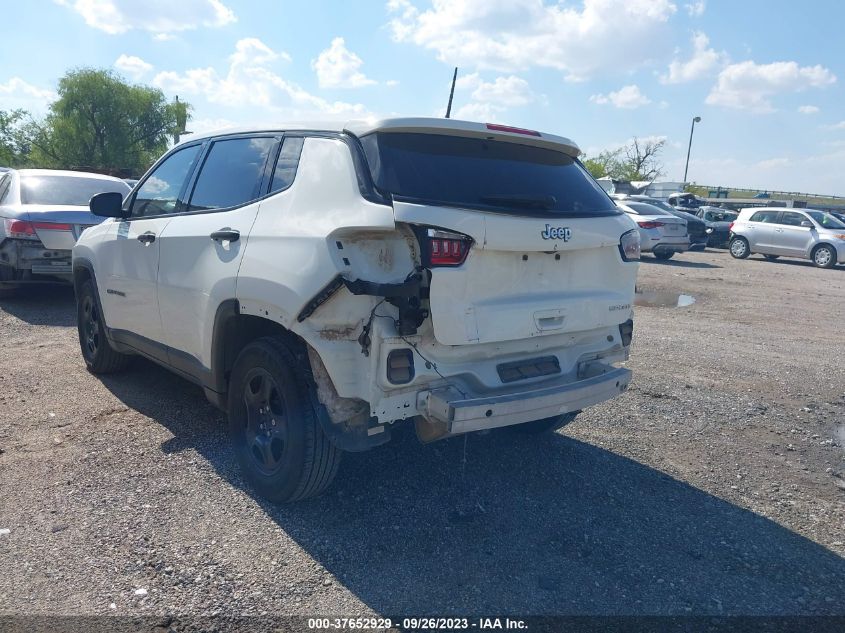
[637,221,665,229]
[619,229,640,261]
[425,228,472,267]
[728,221,735,232]
[3,219,72,239]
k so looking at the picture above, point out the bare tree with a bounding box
[620,137,666,181]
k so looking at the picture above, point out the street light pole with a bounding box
[683,116,701,183]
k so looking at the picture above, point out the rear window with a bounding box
[21,175,130,206]
[749,210,780,223]
[359,132,617,217]
[625,202,666,216]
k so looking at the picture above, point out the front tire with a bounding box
[812,244,836,269]
[510,411,579,435]
[763,254,780,261]
[227,337,341,503]
[729,237,750,259]
[0,283,20,299]
[77,279,132,373]
[653,251,674,261]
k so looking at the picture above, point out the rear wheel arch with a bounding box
[210,303,304,396]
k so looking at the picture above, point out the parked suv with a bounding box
[729,207,845,268]
[73,119,640,502]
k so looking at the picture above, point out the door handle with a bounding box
[137,231,156,244]
[210,229,240,243]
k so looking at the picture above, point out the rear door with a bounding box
[360,131,638,346]
[745,210,779,252]
[155,134,292,370]
[97,143,203,350]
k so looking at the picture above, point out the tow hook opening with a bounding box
[619,319,634,347]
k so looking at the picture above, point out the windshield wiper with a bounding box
[479,194,556,210]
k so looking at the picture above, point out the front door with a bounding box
[97,143,204,354]
[772,211,815,257]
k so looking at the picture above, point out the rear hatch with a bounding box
[356,124,638,346]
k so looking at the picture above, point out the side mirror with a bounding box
[90,191,127,218]
[800,220,814,228]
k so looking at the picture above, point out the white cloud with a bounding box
[706,60,836,112]
[590,84,651,109]
[114,54,153,81]
[153,33,176,41]
[756,157,789,169]
[797,105,819,114]
[685,0,705,17]
[386,79,400,87]
[184,117,238,135]
[660,32,724,83]
[451,73,538,121]
[387,0,677,81]
[828,121,845,130]
[312,37,376,89]
[0,77,56,111]
[152,38,369,119]
[55,0,235,35]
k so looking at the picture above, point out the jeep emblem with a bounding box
[541,224,571,241]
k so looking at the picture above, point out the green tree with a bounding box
[583,149,622,179]
[0,109,31,166]
[27,68,190,176]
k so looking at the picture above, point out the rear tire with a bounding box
[77,279,132,373]
[227,337,341,503]
[653,251,674,261]
[509,411,579,435]
[812,244,836,269]
[763,254,780,261]
[729,237,750,259]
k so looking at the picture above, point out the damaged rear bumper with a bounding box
[419,364,631,435]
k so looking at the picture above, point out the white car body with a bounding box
[617,201,689,258]
[73,118,640,498]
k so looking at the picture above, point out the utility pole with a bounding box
[445,67,458,118]
[683,116,701,183]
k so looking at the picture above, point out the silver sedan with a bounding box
[0,169,130,294]
[617,200,690,260]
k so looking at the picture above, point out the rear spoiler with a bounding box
[344,117,581,158]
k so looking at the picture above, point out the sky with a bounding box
[2,0,845,196]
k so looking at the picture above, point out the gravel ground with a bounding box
[1,249,844,621]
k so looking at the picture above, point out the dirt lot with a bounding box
[1,250,844,619]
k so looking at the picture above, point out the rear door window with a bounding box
[360,132,617,217]
[188,137,276,212]
[749,210,780,223]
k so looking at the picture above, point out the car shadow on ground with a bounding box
[748,256,845,271]
[640,255,721,269]
[99,358,845,616]
[0,284,76,326]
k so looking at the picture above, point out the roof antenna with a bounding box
[445,67,458,119]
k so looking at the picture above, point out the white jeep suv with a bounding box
[73,118,640,502]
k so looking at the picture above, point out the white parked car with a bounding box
[73,118,640,502]
[0,169,130,295]
[729,207,845,268]
[616,200,689,260]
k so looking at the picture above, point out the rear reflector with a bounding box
[485,123,541,137]
[386,349,414,385]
